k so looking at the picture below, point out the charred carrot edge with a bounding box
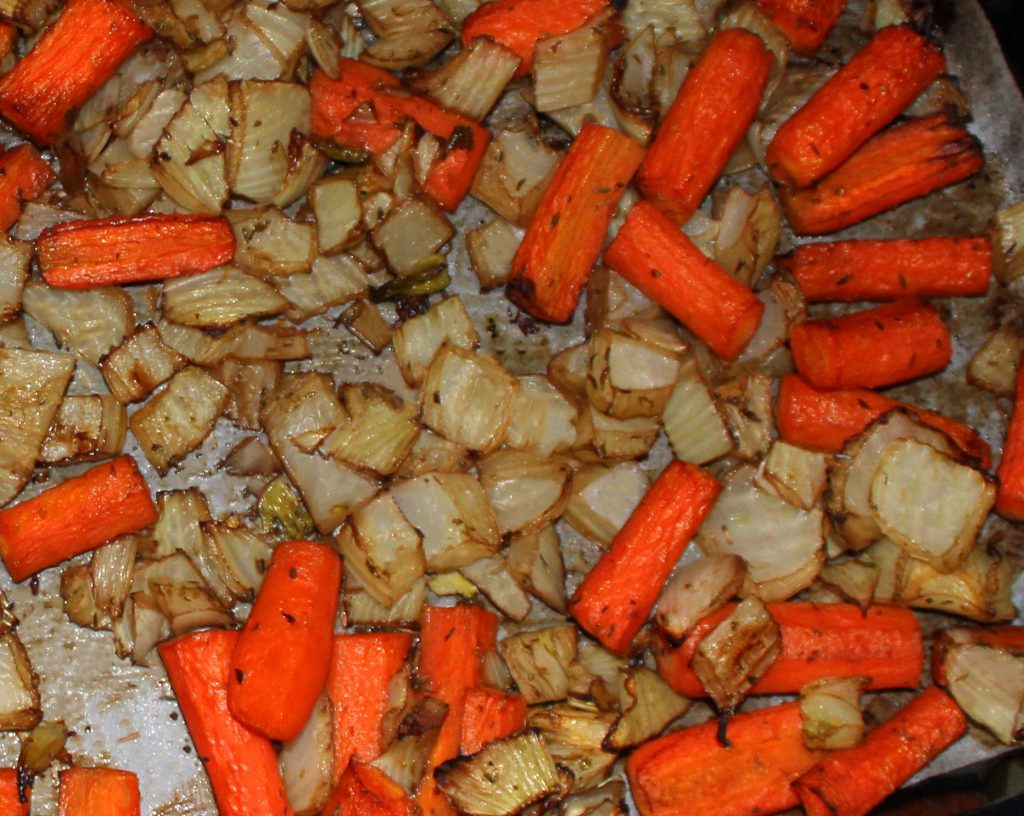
[781,236,992,302]
[310,59,490,212]
[505,123,644,324]
[780,113,983,235]
[654,603,924,698]
[789,298,951,390]
[604,199,765,360]
[322,761,417,816]
[995,353,1024,520]
[636,28,772,224]
[37,213,236,289]
[57,768,140,816]
[460,688,528,756]
[416,604,499,816]
[0,0,152,145]
[569,461,721,655]
[228,540,341,743]
[753,0,848,56]
[327,631,414,784]
[0,455,157,583]
[932,625,1024,686]
[460,0,609,75]
[0,768,29,816]
[767,26,946,188]
[0,23,15,62]
[626,702,822,816]
[795,686,967,816]
[0,143,55,232]
[775,374,992,469]
[159,630,294,816]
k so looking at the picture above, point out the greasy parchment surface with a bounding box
[0,1,1022,814]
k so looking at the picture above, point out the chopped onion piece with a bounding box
[61,565,109,631]
[244,0,309,70]
[758,441,829,511]
[533,11,614,113]
[215,357,282,431]
[992,199,1024,283]
[574,404,661,462]
[201,520,273,601]
[547,342,589,403]
[276,255,368,322]
[817,560,879,611]
[945,644,1024,745]
[800,675,868,751]
[358,0,454,69]
[505,375,577,457]
[477,450,572,536]
[162,267,288,328]
[227,206,317,278]
[40,395,126,466]
[372,195,454,276]
[280,693,334,815]
[968,320,1024,399]
[89,536,139,620]
[605,667,691,750]
[713,373,774,462]
[558,780,628,816]
[564,462,649,548]
[319,383,419,476]
[528,702,617,793]
[129,592,169,667]
[587,328,682,420]
[500,625,576,704]
[395,430,470,478]
[338,300,394,354]
[0,634,40,731]
[656,554,746,640]
[421,37,520,120]
[471,129,562,227]
[662,354,733,464]
[0,239,32,323]
[506,526,567,614]
[460,555,532,621]
[393,296,478,386]
[309,177,363,255]
[23,282,134,365]
[623,0,706,39]
[712,185,783,288]
[466,218,522,291]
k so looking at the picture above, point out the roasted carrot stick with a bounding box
[781,237,992,302]
[0,455,156,583]
[37,213,236,289]
[460,688,528,756]
[995,353,1024,520]
[789,298,952,390]
[0,768,29,816]
[0,144,55,231]
[327,631,413,784]
[569,461,721,655]
[780,113,983,235]
[775,374,992,468]
[505,123,644,323]
[654,603,924,698]
[460,0,610,75]
[159,630,294,816]
[795,686,967,816]
[636,28,772,224]
[57,768,139,816]
[321,762,417,816]
[626,702,822,816]
[604,199,765,360]
[753,0,848,56]
[767,26,946,188]
[0,0,151,145]
[228,540,341,743]
[932,626,1024,687]
[310,59,490,212]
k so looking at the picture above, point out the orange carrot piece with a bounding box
[0,144,55,232]
[228,540,341,742]
[569,461,721,655]
[932,625,1024,687]
[0,455,157,583]
[0,768,29,816]
[753,0,848,56]
[795,686,967,816]
[604,199,765,360]
[460,0,610,75]
[780,113,983,235]
[327,631,414,784]
[0,23,16,62]
[37,213,236,289]
[654,603,924,698]
[626,702,822,816]
[460,688,528,756]
[505,123,644,323]
[57,768,139,816]
[782,237,992,302]
[322,762,417,816]
[996,354,1024,520]
[636,28,772,224]
[159,630,294,816]
[774,374,992,468]
[0,0,151,144]
[767,26,946,188]
[789,298,951,390]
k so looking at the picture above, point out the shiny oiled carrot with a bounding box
[0,144,55,232]
[37,214,236,289]
[0,456,157,583]
[569,461,721,655]
[604,200,765,361]
[627,702,822,816]
[327,632,413,784]
[636,28,772,224]
[767,26,946,188]
[794,687,967,816]
[0,0,152,144]
[228,540,341,742]
[460,687,528,755]
[995,354,1024,520]
[159,630,294,816]
[57,768,139,816]
[753,0,848,56]
[321,762,417,816]
[0,768,28,816]
[506,123,644,323]
[780,113,983,235]
[789,298,952,390]
[654,603,924,698]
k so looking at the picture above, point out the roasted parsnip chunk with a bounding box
[968,321,1024,399]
